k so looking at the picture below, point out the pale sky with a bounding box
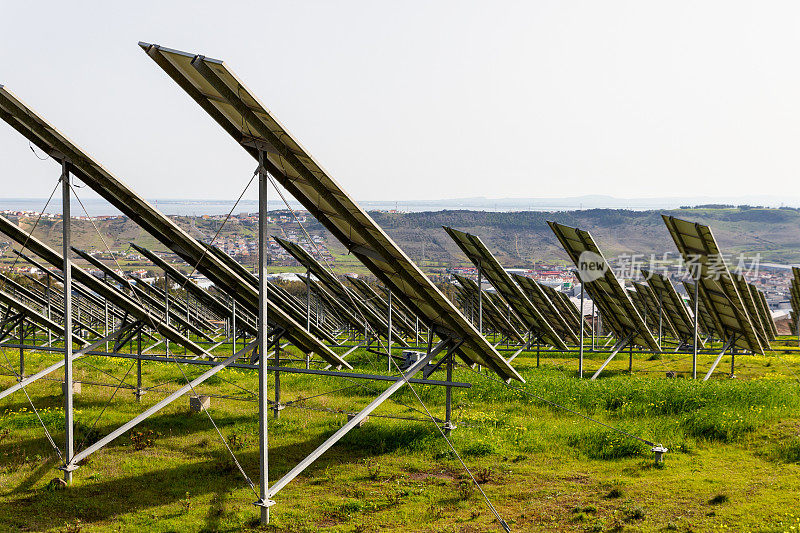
[2,1,800,202]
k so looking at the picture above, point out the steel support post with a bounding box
[18,317,24,379]
[256,151,273,522]
[536,339,540,368]
[273,336,282,419]
[591,299,595,351]
[579,283,584,378]
[444,353,455,435]
[387,290,393,371]
[477,261,483,335]
[231,297,237,356]
[306,267,311,369]
[104,272,109,352]
[164,272,170,356]
[136,327,142,402]
[730,347,735,378]
[61,164,75,483]
[658,292,663,349]
[693,278,699,380]
[46,273,52,346]
[628,343,633,373]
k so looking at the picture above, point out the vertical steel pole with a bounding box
[136,327,142,402]
[628,343,633,373]
[231,297,237,356]
[477,261,483,335]
[164,272,170,356]
[257,152,271,523]
[61,164,74,484]
[305,269,312,368]
[693,280,699,380]
[477,262,483,373]
[658,291,663,349]
[305,267,311,331]
[387,290,393,371]
[104,272,109,353]
[591,299,595,351]
[579,284,584,378]
[19,317,24,379]
[46,274,52,346]
[444,353,453,436]
[274,336,281,419]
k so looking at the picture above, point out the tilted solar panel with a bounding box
[140,44,521,381]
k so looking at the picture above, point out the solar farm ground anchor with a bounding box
[651,444,668,464]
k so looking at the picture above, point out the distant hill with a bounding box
[2,206,799,272]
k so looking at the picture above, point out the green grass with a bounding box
[2,337,800,531]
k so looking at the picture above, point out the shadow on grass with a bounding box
[0,415,436,531]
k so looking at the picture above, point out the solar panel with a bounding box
[662,216,765,354]
[0,287,89,346]
[346,276,418,339]
[452,273,524,343]
[450,282,505,339]
[0,86,349,369]
[442,227,566,349]
[682,280,717,338]
[790,268,800,335]
[750,284,777,341]
[628,285,655,331]
[512,274,578,343]
[547,221,660,352]
[642,269,704,346]
[730,273,771,347]
[274,237,409,347]
[0,215,205,354]
[547,287,589,331]
[140,43,522,382]
[633,281,679,340]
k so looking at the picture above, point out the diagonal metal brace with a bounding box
[68,339,258,468]
[591,331,635,380]
[703,335,736,382]
[267,338,452,499]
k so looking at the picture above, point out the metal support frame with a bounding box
[136,326,143,401]
[61,163,74,483]
[273,334,283,418]
[579,282,584,378]
[0,322,137,401]
[590,331,636,381]
[256,151,272,521]
[387,290,392,371]
[692,274,700,380]
[306,267,311,369]
[267,338,452,500]
[67,339,258,470]
[444,351,456,435]
[703,335,736,381]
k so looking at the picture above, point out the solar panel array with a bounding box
[548,221,660,352]
[139,43,522,381]
[443,226,566,349]
[662,216,765,354]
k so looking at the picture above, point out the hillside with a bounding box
[1,206,799,273]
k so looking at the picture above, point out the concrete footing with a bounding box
[189,395,210,413]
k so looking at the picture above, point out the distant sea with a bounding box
[0,197,673,217]
[3,194,799,216]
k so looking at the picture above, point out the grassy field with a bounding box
[2,338,800,532]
